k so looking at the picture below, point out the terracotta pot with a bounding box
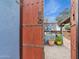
[48,40,55,46]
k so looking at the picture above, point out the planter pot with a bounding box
[55,41,63,46]
[48,40,55,46]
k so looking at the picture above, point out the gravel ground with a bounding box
[44,45,71,59]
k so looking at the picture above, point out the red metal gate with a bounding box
[20,0,44,59]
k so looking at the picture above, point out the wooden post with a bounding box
[71,0,78,59]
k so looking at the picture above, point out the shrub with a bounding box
[55,34,63,46]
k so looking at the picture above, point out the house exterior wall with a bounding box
[0,0,20,59]
[71,0,78,59]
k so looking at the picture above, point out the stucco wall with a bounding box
[0,0,20,59]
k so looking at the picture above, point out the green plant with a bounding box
[55,34,63,46]
[64,23,70,30]
[56,8,70,24]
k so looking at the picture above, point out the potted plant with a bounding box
[48,38,55,46]
[55,34,63,46]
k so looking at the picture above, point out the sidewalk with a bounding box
[44,45,71,59]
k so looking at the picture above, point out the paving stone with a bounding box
[44,45,71,59]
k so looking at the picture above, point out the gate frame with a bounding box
[77,0,79,59]
[19,0,79,59]
[20,0,23,59]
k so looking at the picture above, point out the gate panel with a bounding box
[21,0,44,59]
[23,3,33,24]
[22,26,44,59]
[22,27,33,44]
[33,26,43,45]
[23,47,35,59]
[34,48,43,59]
[22,47,43,59]
[22,0,39,25]
[22,26,43,46]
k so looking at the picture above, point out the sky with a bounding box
[44,0,70,22]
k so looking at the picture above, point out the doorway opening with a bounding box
[43,0,71,59]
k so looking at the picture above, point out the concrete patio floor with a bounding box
[44,45,71,59]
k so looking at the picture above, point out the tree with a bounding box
[56,8,70,23]
[64,23,70,30]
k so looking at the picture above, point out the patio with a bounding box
[44,45,71,59]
